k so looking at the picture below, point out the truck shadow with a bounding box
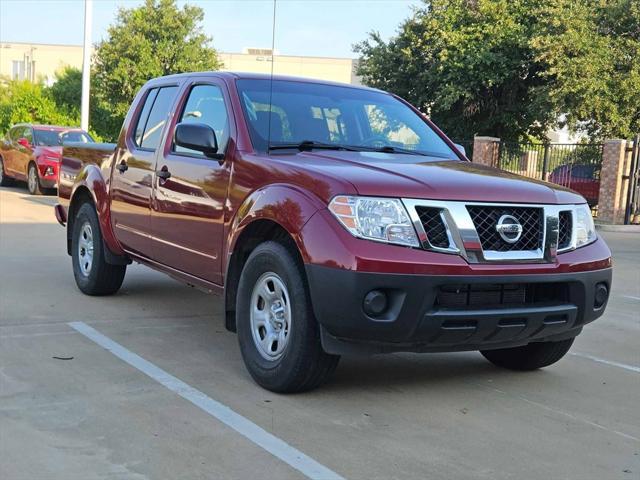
[325,353,509,393]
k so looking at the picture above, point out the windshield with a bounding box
[236,79,457,159]
[33,129,94,147]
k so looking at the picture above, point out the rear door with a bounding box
[109,85,179,256]
[150,79,233,284]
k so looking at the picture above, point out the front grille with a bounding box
[415,207,449,248]
[467,206,543,252]
[558,211,572,249]
[435,283,569,309]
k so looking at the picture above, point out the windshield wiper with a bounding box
[354,145,428,156]
[269,140,360,152]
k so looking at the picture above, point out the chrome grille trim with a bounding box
[402,199,582,264]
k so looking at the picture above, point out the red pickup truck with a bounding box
[55,72,612,392]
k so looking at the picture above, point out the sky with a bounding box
[0,0,419,58]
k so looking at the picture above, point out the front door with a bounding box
[150,80,232,285]
[109,85,179,256]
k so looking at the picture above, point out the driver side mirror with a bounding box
[17,138,31,149]
[174,123,223,160]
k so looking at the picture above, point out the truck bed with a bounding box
[57,142,117,205]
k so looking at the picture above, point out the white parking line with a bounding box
[68,321,344,480]
[570,352,640,374]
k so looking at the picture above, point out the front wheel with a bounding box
[72,203,126,295]
[481,338,574,371]
[236,241,340,393]
[27,163,42,195]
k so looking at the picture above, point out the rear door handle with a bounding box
[117,161,128,173]
[157,168,171,180]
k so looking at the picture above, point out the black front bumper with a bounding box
[305,265,612,355]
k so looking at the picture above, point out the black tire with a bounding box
[72,202,126,296]
[27,163,42,195]
[236,241,340,393]
[481,338,575,371]
[0,156,14,186]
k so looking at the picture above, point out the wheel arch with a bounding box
[223,184,324,332]
[67,168,127,263]
[224,218,308,333]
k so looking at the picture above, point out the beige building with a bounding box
[0,42,85,85]
[0,42,360,86]
[220,48,360,85]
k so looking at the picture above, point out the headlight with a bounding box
[575,204,596,248]
[328,195,419,247]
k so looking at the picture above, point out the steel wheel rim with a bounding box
[28,166,37,192]
[250,272,292,361]
[77,221,94,277]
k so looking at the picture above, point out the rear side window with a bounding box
[133,86,178,150]
[10,127,25,141]
[134,89,158,146]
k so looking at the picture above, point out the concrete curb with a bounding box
[595,223,640,233]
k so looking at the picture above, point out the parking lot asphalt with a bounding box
[1,185,639,480]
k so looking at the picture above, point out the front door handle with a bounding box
[157,168,171,180]
[117,161,128,173]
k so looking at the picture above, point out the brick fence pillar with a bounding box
[472,136,500,167]
[598,139,632,224]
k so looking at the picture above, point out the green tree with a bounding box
[47,66,82,117]
[355,0,640,141]
[0,79,77,134]
[532,0,640,139]
[93,0,222,140]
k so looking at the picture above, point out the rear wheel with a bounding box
[236,241,340,393]
[27,163,42,195]
[0,157,14,186]
[72,202,126,295]
[481,338,574,371]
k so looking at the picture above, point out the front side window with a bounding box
[22,128,33,144]
[236,79,457,159]
[133,86,178,150]
[175,84,230,156]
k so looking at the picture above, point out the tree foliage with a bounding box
[47,66,82,117]
[0,79,77,134]
[93,0,222,140]
[355,0,640,141]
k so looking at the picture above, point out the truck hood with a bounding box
[291,151,585,205]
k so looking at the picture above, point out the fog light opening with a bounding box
[363,289,388,317]
[594,283,608,309]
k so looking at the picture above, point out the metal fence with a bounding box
[498,142,604,207]
[624,135,640,224]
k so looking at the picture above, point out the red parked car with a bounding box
[548,164,600,207]
[55,73,611,392]
[0,123,94,194]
